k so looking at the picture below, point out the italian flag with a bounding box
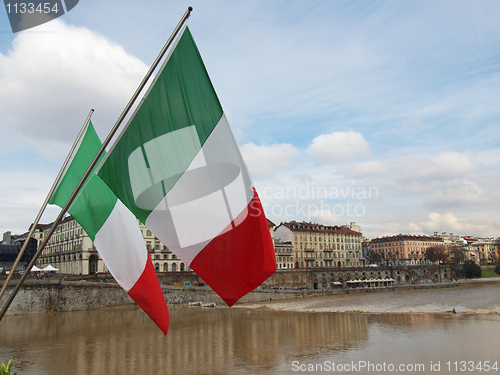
[50,122,169,334]
[98,25,276,307]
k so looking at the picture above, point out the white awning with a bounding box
[42,264,59,271]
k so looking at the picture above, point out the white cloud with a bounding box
[421,212,461,232]
[240,142,300,177]
[433,152,481,177]
[306,208,340,226]
[307,131,370,165]
[0,164,61,235]
[398,152,480,180]
[0,19,149,235]
[0,19,148,160]
[412,212,490,236]
[345,160,391,177]
[424,180,494,207]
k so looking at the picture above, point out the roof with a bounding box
[277,221,361,235]
[28,223,51,231]
[266,218,276,228]
[0,244,21,261]
[0,244,20,254]
[370,234,443,243]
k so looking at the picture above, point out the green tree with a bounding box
[462,260,481,278]
[494,263,500,275]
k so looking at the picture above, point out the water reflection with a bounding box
[0,306,370,374]
[1,295,500,374]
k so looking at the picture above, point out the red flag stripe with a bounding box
[190,189,276,306]
[127,258,170,335]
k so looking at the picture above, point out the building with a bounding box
[274,221,364,268]
[274,239,294,269]
[434,232,467,246]
[370,234,443,264]
[265,218,293,270]
[39,216,97,274]
[38,216,189,275]
[28,213,282,276]
[468,238,499,265]
[2,227,45,273]
[141,222,188,273]
[361,241,371,265]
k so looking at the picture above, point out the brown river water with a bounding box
[1,283,500,374]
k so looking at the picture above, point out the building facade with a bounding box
[370,234,443,264]
[469,239,499,265]
[140,222,189,272]
[434,232,468,246]
[2,227,43,272]
[38,216,96,274]
[38,216,189,275]
[274,239,294,269]
[274,221,364,268]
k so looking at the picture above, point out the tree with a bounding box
[447,246,465,265]
[462,260,481,278]
[370,251,382,264]
[495,262,500,275]
[424,245,448,263]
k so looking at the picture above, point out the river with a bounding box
[1,283,499,374]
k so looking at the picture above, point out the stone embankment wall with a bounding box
[2,279,131,315]
[1,277,305,315]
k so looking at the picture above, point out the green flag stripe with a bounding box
[49,122,102,208]
[50,122,117,240]
[98,26,223,223]
[69,175,118,241]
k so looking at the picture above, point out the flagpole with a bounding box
[0,109,94,303]
[0,6,193,321]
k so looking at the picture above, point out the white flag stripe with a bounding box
[94,199,148,291]
[145,114,253,265]
[170,189,231,248]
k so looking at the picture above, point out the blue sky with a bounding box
[1,0,500,239]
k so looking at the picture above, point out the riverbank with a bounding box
[1,275,499,316]
[238,280,500,315]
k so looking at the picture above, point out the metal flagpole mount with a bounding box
[0,7,194,322]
